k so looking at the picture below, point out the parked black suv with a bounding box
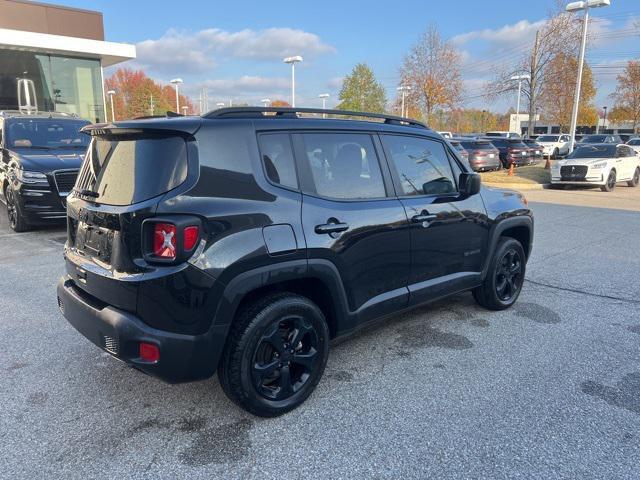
[0,112,90,231]
[56,107,533,416]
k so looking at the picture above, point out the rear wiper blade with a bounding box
[74,188,99,198]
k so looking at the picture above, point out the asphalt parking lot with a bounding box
[1,186,639,479]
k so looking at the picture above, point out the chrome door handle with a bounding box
[315,221,349,235]
[411,213,437,223]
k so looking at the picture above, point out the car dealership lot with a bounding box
[1,187,639,480]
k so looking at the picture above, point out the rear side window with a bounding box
[298,133,386,200]
[382,135,456,196]
[80,135,187,206]
[258,133,298,189]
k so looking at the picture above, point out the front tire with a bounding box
[218,292,330,417]
[601,170,616,192]
[552,148,559,160]
[627,167,640,187]
[5,186,29,232]
[473,237,526,311]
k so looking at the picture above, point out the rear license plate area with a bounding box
[76,222,113,263]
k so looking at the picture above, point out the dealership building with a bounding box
[0,0,135,122]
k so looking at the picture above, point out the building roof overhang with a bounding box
[0,27,135,66]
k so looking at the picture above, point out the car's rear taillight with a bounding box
[144,217,201,263]
[183,225,200,251]
[153,223,177,259]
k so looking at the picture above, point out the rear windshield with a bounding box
[537,135,559,142]
[567,145,616,159]
[460,141,493,150]
[579,135,607,143]
[78,134,188,206]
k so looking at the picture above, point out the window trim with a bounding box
[256,131,301,193]
[291,130,393,203]
[379,132,462,200]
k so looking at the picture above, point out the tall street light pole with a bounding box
[602,106,608,133]
[396,86,411,117]
[170,78,183,113]
[283,56,303,107]
[510,74,530,134]
[318,93,329,118]
[566,0,610,152]
[106,89,116,122]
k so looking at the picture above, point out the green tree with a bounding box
[336,63,387,113]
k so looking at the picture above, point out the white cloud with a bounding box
[195,76,290,95]
[135,27,335,74]
[452,19,546,49]
[327,76,344,90]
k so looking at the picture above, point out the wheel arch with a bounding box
[213,259,350,339]
[482,216,533,280]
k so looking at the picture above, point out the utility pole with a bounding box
[149,93,155,116]
[527,30,539,138]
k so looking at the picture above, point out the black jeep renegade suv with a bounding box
[57,107,533,416]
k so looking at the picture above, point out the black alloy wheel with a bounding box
[473,237,526,311]
[218,292,329,417]
[251,315,319,401]
[495,248,523,302]
[601,170,616,192]
[5,187,28,232]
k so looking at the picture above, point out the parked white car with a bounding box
[438,131,453,139]
[551,144,640,192]
[536,134,571,158]
[627,137,640,155]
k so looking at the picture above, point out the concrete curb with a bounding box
[483,182,551,191]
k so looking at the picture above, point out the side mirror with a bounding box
[459,172,481,196]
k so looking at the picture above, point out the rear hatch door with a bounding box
[65,125,198,310]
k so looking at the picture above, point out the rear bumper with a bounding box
[469,156,501,171]
[57,276,228,383]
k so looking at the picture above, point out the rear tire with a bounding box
[627,167,640,187]
[601,170,616,192]
[5,186,29,232]
[473,237,526,311]
[218,292,329,417]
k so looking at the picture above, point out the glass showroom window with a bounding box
[0,48,105,122]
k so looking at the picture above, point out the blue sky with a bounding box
[60,0,640,112]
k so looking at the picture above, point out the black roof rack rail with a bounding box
[202,107,430,129]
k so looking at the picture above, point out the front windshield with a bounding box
[567,144,616,159]
[538,135,559,142]
[628,139,640,145]
[579,135,607,143]
[6,118,91,149]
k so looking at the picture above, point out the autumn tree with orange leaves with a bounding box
[104,68,195,121]
[608,60,640,134]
